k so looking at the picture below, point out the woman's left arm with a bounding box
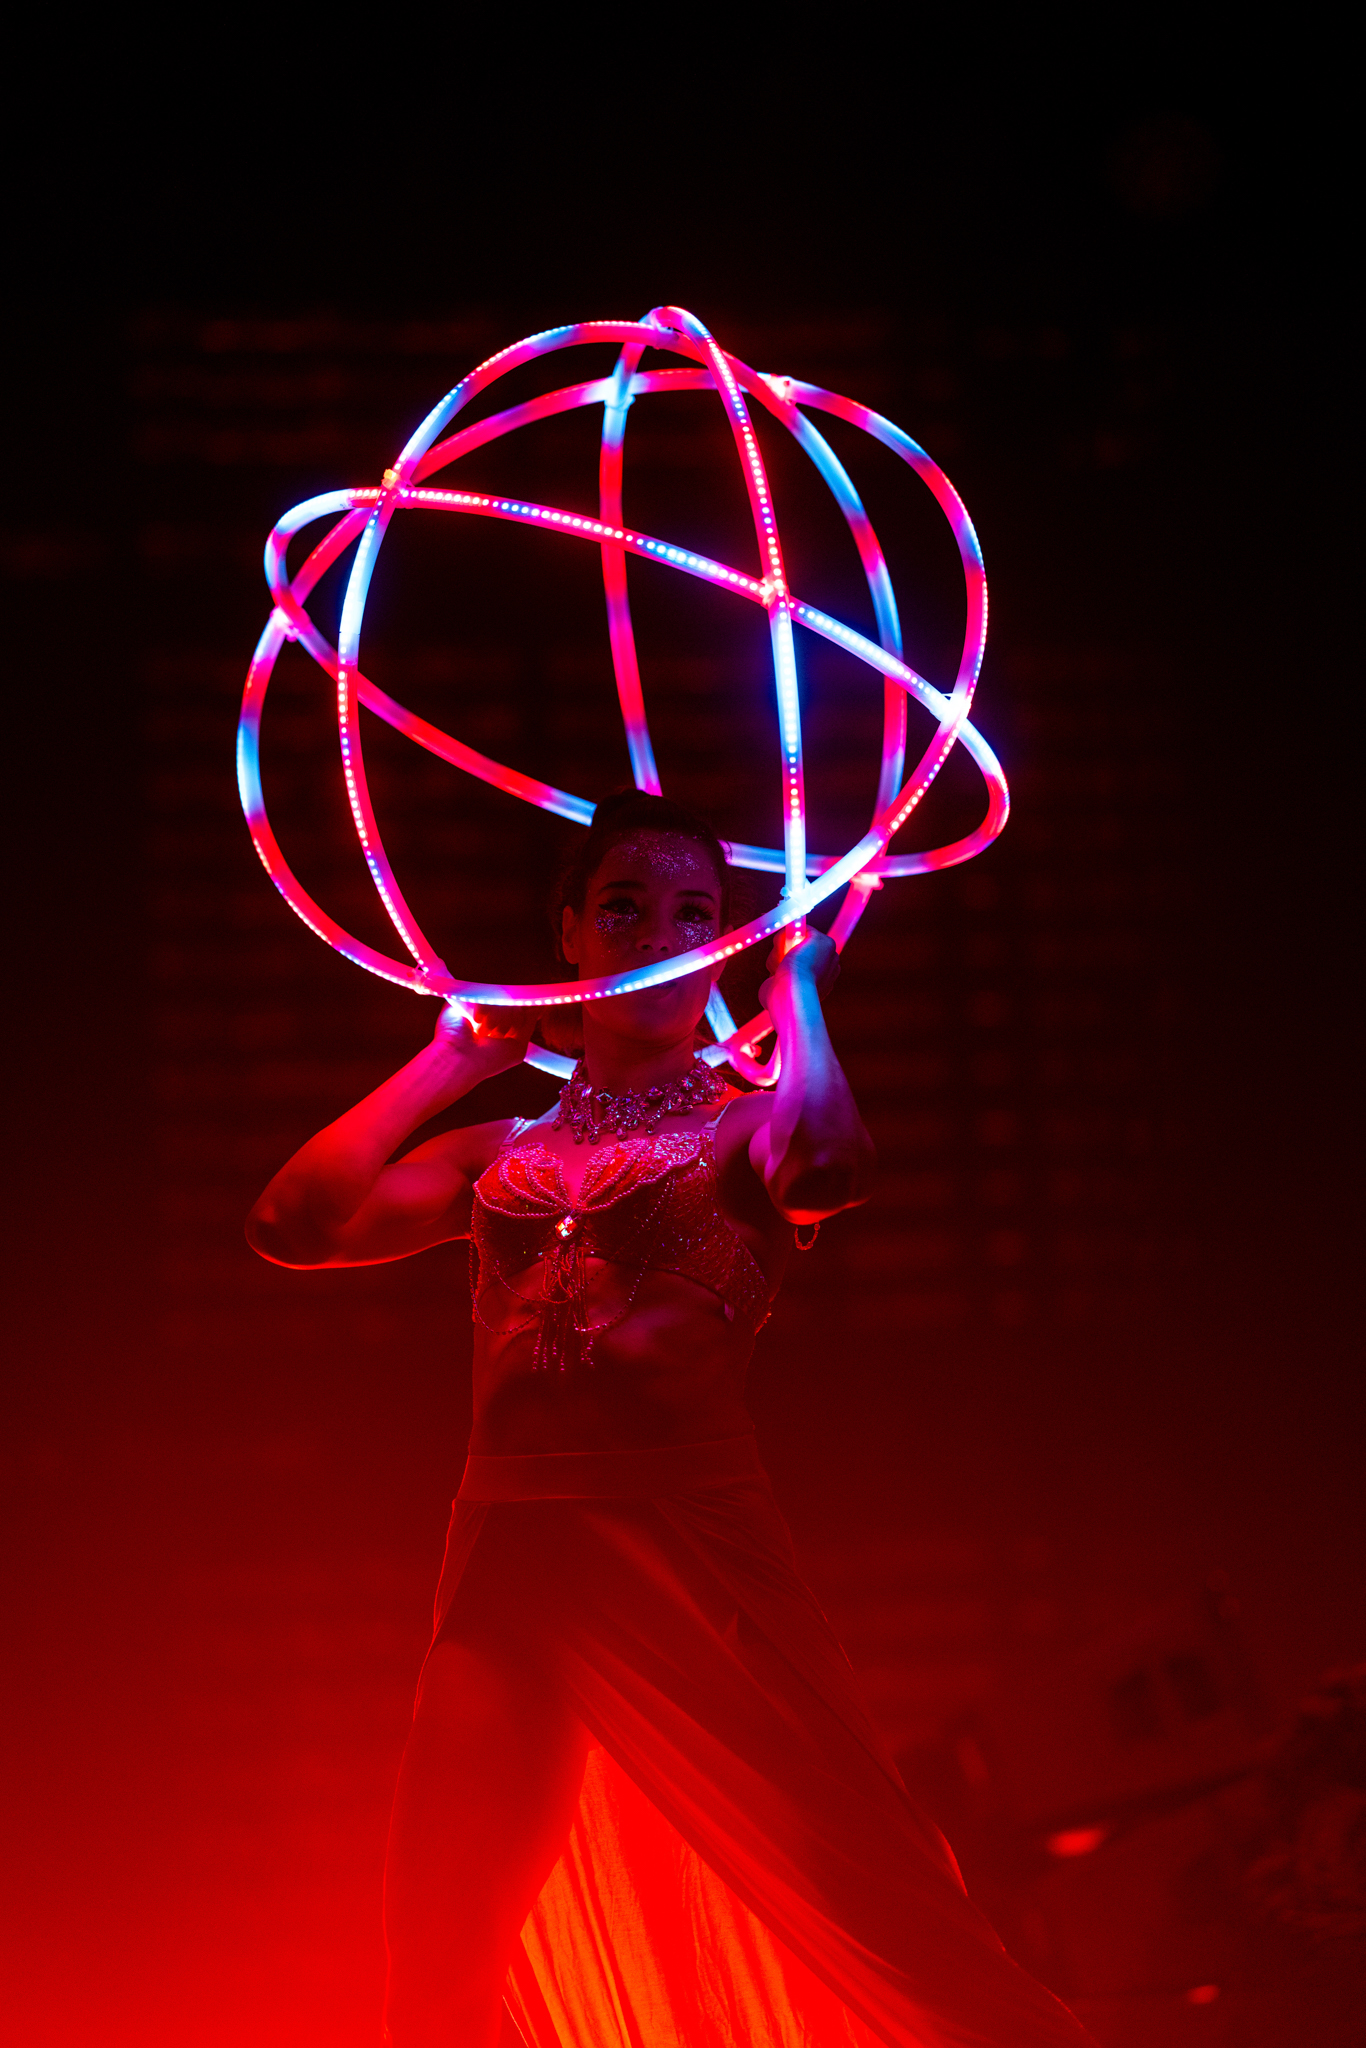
[746,931,876,1222]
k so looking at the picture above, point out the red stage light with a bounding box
[1044,1824,1111,1858]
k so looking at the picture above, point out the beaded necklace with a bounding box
[553,1057,729,1146]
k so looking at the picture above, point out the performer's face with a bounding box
[562,832,723,1045]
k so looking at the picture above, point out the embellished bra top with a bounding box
[469,1116,773,1372]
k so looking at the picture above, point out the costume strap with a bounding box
[703,1090,749,1133]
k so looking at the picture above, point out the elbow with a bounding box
[244,1201,290,1265]
[771,1136,877,1222]
[245,1196,326,1269]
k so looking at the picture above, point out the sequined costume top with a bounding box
[470,1116,772,1371]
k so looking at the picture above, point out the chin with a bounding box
[594,987,705,1042]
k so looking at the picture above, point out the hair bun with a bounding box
[587,787,652,829]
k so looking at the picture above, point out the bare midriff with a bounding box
[469,1260,757,1454]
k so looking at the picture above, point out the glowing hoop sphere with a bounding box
[236,305,1008,1084]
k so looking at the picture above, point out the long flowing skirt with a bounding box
[429,1434,1094,2048]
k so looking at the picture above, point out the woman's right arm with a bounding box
[245,1006,531,1269]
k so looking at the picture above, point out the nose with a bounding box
[635,907,676,957]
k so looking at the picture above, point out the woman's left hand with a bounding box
[759,928,839,1011]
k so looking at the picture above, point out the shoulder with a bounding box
[709,1088,773,1202]
[710,1087,769,1166]
[403,1116,531,1181]
[708,1089,793,1264]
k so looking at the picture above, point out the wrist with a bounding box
[421,1027,521,1091]
[766,961,821,1023]
[411,1035,486,1108]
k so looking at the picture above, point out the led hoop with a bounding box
[236,307,1008,1083]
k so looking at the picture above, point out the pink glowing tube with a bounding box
[235,308,1010,1083]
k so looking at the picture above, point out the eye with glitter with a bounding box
[595,895,641,935]
[676,906,717,938]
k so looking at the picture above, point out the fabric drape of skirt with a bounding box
[428,1434,1094,2048]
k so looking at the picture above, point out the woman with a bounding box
[248,790,1092,2047]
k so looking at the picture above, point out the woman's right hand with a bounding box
[432,1000,536,1079]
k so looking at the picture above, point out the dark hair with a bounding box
[549,788,732,963]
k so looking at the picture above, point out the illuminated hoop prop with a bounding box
[237,305,1008,1084]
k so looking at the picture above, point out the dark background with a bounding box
[4,29,1357,2048]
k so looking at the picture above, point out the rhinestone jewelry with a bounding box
[553,1057,729,1145]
